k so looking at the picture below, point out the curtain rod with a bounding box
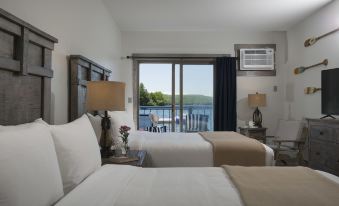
[124,54,234,60]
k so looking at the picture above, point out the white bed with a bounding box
[2,116,339,206]
[56,165,339,206]
[128,131,274,167]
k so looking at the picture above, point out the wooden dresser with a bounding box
[307,119,339,176]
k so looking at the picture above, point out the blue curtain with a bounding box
[214,57,237,131]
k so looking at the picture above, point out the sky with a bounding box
[139,63,213,97]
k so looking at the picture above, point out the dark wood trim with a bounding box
[43,48,52,69]
[0,8,58,43]
[132,59,139,128]
[0,8,57,125]
[28,66,53,78]
[42,77,52,123]
[19,27,29,75]
[69,55,111,73]
[0,16,21,36]
[0,57,20,72]
[68,55,112,121]
[28,32,54,50]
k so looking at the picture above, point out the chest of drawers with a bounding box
[308,119,339,176]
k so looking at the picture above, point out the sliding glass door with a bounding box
[137,59,214,132]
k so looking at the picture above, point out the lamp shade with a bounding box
[248,93,267,108]
[86,81,125,111]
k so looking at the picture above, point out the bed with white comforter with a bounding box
[56,165,339,206]
[1,115,338,206]
[128,131,274,167]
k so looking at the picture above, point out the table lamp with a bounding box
[86,81,125,157]
[248,92,267,128]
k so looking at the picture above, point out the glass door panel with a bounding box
[139,63,174,131]
[183,64,214,132]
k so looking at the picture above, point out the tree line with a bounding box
[139,83,213,106]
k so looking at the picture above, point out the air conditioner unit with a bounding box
[240,48,274,70]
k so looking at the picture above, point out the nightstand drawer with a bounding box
[249,131,265,138]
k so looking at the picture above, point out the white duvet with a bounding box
[57,165,339,206]
[128,131,274,167]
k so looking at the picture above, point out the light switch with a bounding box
[128,97,132,103]
[273,86,278,92]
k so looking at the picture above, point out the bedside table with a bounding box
[239,127,267,144]
[102,150,146,167]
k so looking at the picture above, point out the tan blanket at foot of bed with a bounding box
[223,166,339,206]
[199,132,265,166]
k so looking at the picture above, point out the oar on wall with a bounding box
[304,27,339,47]
[304,87,321,94]
[294,59,328,75]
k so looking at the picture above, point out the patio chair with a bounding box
[266,119,308,166]
[138,114,152,130]
[185,114,209,132]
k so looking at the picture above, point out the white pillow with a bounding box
[0,123,64,206]
[48,115,101,194]
[87,113,103,143]
[108,111,136,144]
[0,118,45,131]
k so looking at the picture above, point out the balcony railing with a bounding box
[139,105,213,132]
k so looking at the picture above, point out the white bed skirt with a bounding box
[128,131,274,167]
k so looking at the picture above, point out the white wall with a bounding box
[283,0,339,120]
[0,0,122,124]
[121,30,288,135]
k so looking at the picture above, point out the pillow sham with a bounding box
[87,113,102,143]
[0,118,45,131]
[48,115,101,194]
[108,111,135,144]
[0,123,64,206]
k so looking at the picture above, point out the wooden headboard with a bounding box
[0,9,58,125]
[69,55,112,121]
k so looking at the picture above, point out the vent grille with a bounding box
[240,48,274,70]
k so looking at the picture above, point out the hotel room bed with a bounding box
[128,131,274,167]
[56,165,339,206]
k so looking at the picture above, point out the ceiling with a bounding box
[103,0,332,31]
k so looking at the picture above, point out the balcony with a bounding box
[139,104,213,132]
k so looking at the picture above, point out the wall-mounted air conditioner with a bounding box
[240,48,274,70]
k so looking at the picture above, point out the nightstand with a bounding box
[102,150,146,167]
[239,127,267,144]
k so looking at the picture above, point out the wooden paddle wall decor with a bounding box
[304,87,321,94]
[304,27,339,47]
[294,59,328,75]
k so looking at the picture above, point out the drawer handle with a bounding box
[319,131,324,135]
[316,152,321,155]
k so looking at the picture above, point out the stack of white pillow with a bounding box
[0,115,101,206]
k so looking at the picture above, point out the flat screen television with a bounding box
[322,68,339,118]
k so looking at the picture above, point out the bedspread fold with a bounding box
[199,132,265,166]
[223,166,339,206]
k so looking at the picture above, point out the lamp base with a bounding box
[99,111,113,158]
[253,107,263,128]
[100,148,114,158]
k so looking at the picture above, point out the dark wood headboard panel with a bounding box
[0,8,58,125]
[69,55,111,121]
